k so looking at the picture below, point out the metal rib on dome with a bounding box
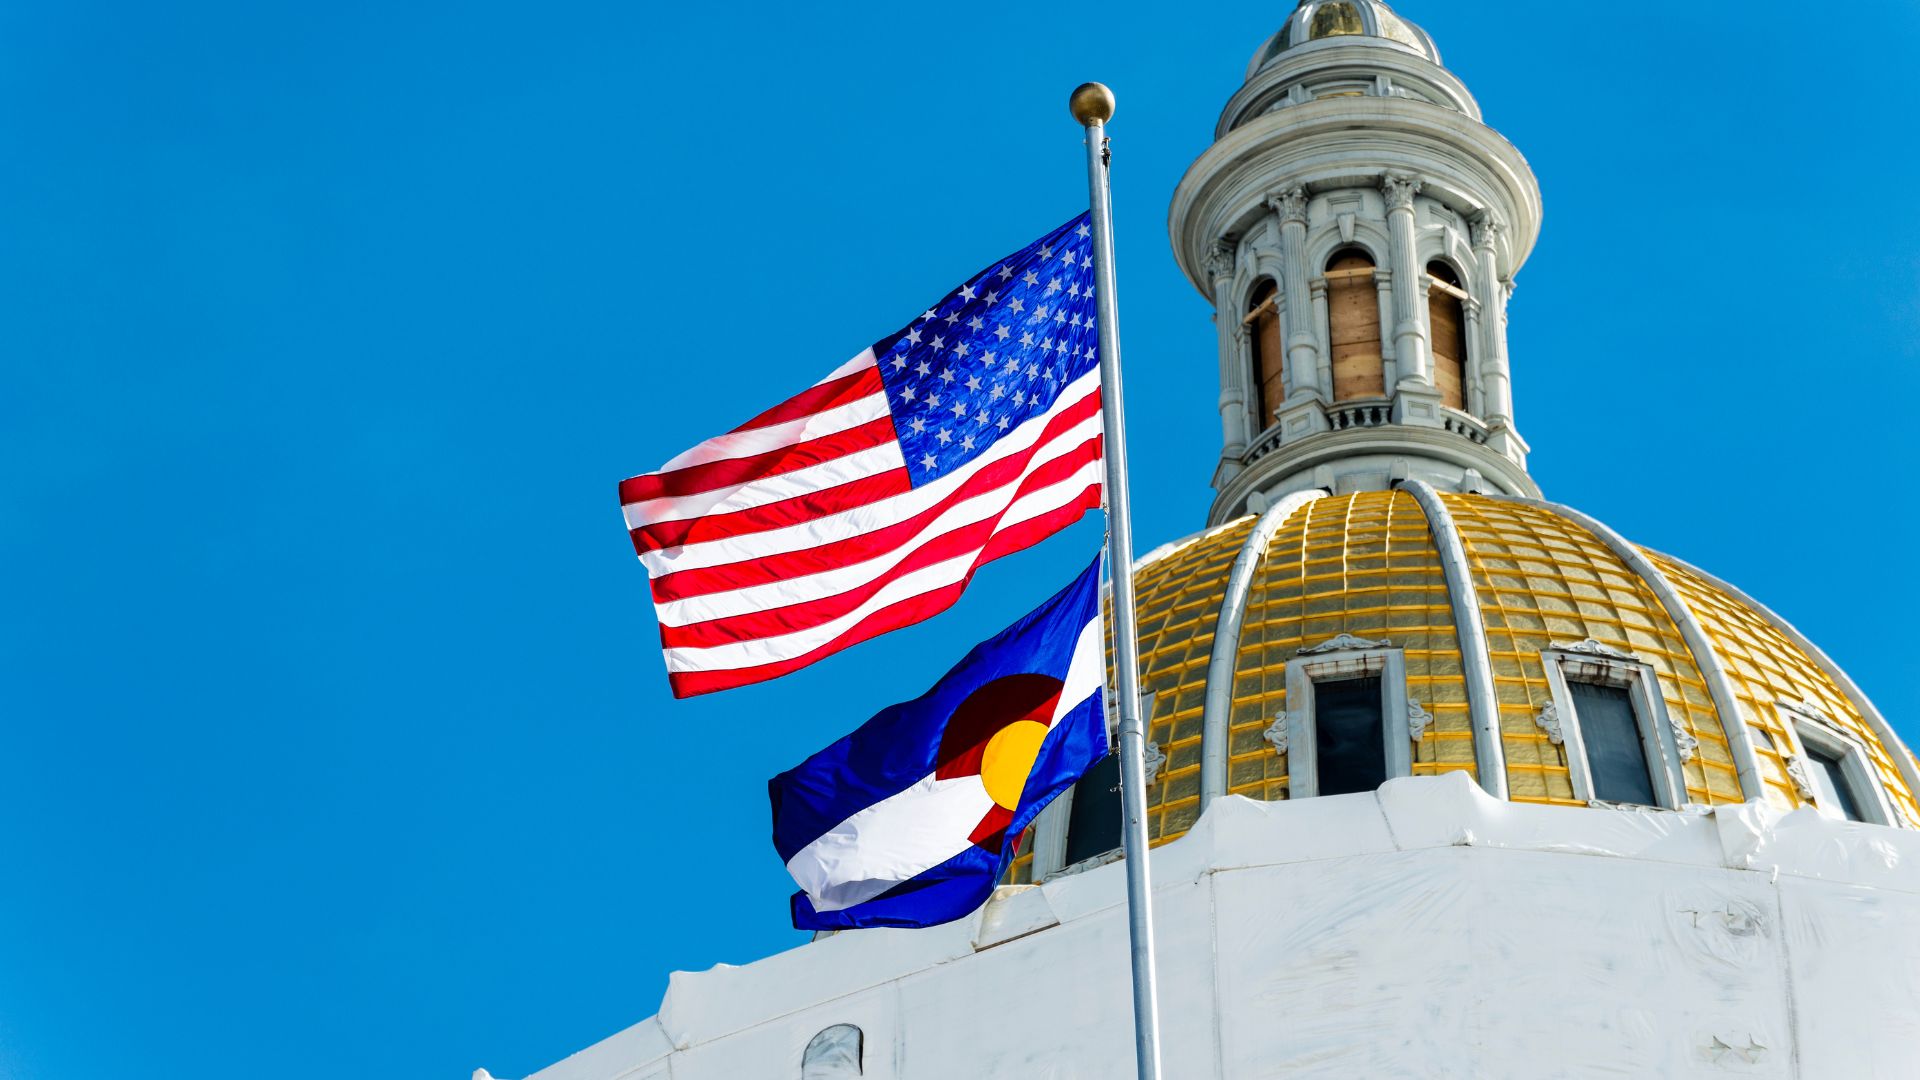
[1504,496,1767,802]
[1198,490,1326,808]
[1404,482,1507,799]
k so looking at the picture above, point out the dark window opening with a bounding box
[1426,261,1468,410]
[1570,682,1656,805]
[1248,279,1284,429]
[1063,752,1123,865]
[1805,744,1865,822]
[1314,676,1386,796]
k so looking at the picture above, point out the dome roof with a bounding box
[1013,490,1918,878]
[1250,0,1441,76]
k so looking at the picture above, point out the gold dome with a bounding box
[1013,490,1917,879]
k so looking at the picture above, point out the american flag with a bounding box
[620,213,1105,697]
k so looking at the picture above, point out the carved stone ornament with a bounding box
[1470,210,1505,250]
[1408,701,1435,743]
[1381,173,1423,211]
[1143,739,1168,785]
[1552,638,1639,663]
[1336,212,1357,243]
[1783,755,1816,801]
[1267,185,1309,224]
[1534,701,1565,745]
[1777,698,1833,726]
[1206,239,1235,280]
[1264,712,1291,756]
[1297,633,1392,657]
[1671,718,1700,763]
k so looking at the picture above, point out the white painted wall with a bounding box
[511,774,1920,1079]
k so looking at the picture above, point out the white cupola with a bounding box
[1169,0,1544,523]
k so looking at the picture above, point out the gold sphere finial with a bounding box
[1068,82,1116,126]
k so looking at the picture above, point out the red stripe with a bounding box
[627,469,913,555]
[618,416,898,506]
[637,386,1104,578]
[654,441,1102,648]
[663,489,1102,698]
[650,402,1101,601]
[734,366,884,434]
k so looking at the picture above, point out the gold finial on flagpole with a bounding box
[1068,81,1116,125]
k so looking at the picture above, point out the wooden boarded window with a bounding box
[1427,261,1469,410]
[1247,279,1283,429]
[1325,251,1384,401]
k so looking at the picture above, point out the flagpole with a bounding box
[1072,80,1165,1080]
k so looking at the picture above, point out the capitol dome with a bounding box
[1012,488,1919,880]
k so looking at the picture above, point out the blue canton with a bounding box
[871,213,1099,487]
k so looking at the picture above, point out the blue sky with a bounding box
[4,2,1917,1078]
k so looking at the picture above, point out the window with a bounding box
[1246,279,1284,429]
[1061,752,1122,865]
[1568,682,1657,805]
[1425,261,1469,410]
[1536,641,1689,809]
[1313,675,1387,795]
[1779,700,1894,825]
[802,1025,862,1078]
[1325,250,1384,401]
[1276,636,1424,799]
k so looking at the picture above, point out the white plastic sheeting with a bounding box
[519,774,1920,1079]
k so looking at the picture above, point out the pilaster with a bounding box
[1383,173,1443,428]
[1269,187,1325,404]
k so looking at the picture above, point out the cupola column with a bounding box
[1384,173,1443,428]
[1209,240,1250,469]
[1268,187,1325,402]
[1375,267,1398,388]
[1471,212,1514,428]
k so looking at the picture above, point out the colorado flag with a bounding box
[769,557,1108,930]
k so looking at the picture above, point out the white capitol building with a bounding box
[504,3,1920,1076]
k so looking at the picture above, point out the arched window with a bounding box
[1426,261,1469,410]
[1246,279,1283,430]
[802,1024,863,1078]
[1325,250,1384,401]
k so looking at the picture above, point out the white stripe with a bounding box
[650,428,1101,626]
[661,462,1103,672]
[1050,614,1104,727]
[650,389,890,477]
[637,372,1100,576]
[786,615,1102,915]
[786,774,995,914]
[622,441,908,531]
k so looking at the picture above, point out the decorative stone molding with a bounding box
[1143,739,1168,785]
[1381,173,1423,211]
[1551,638,1639,663]
[1267,185,1310,224]
[1336,212,1357,244]
[1671,718,1701,763]
[1470,210,1504,250]
[1777,698,1833,726]
[1298,633,1392,657]
[1783,755,1817,801]
[1264,712,1291,756]
[1409,701,1436,743]
[1206,239,1236,280]
[1534,701,1564,746]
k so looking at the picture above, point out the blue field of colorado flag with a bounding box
[768,557,1108,930]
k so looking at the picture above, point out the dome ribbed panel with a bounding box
[1444,498,1741,806]
[1226,491,1476,802]
[1126,518,1258,846]
[1648,553,1920,825]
